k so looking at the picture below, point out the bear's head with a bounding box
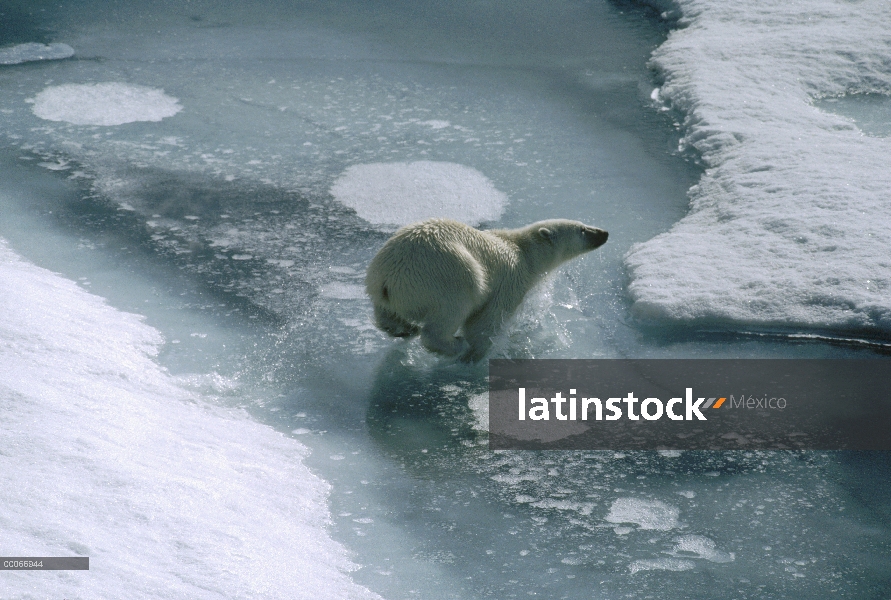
[533,219,608,267]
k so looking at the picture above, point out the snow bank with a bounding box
[626,0,891,335]
[0,238,380,599]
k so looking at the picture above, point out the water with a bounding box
[815,93,891,138]
[1,0,889,598]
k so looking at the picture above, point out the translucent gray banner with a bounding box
[488,359,891,450]
[0,557,89,570]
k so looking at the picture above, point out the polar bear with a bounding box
[366,218,608,361]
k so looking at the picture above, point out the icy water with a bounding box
[1,0,889,598]
[815,94,891,138]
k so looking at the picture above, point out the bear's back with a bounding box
[365,218,518,319]
[387,218,512,264]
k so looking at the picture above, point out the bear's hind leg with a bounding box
[374,304,420,338]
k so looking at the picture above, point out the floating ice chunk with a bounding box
[268,259,295,267]
[31,82,182,126]
[658,449,683,458]
[38,160,70,171]
[330,161,507,227]
[0,42,74,65]
[605,498,680,531]
[629,558,695,574]
[468,392,490,431]
[319,282,366,299]
[528,499,596,516]
[613,526,634,535]
[328,266,357,274]
[669,535,735,563]
[420,120,451,129]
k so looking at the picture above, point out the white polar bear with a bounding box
[366,218,608,361]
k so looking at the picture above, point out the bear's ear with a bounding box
[538,227,554,245]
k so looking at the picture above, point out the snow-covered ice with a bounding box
[627,0,891,336]
[330,161,507,228]
[31,82,182,126]
[0,238,379,599]
[0,42,74,65]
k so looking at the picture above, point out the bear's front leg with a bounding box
[461,302,510,363]
[420,323,470,357]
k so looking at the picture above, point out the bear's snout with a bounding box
[584,227,608,249]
